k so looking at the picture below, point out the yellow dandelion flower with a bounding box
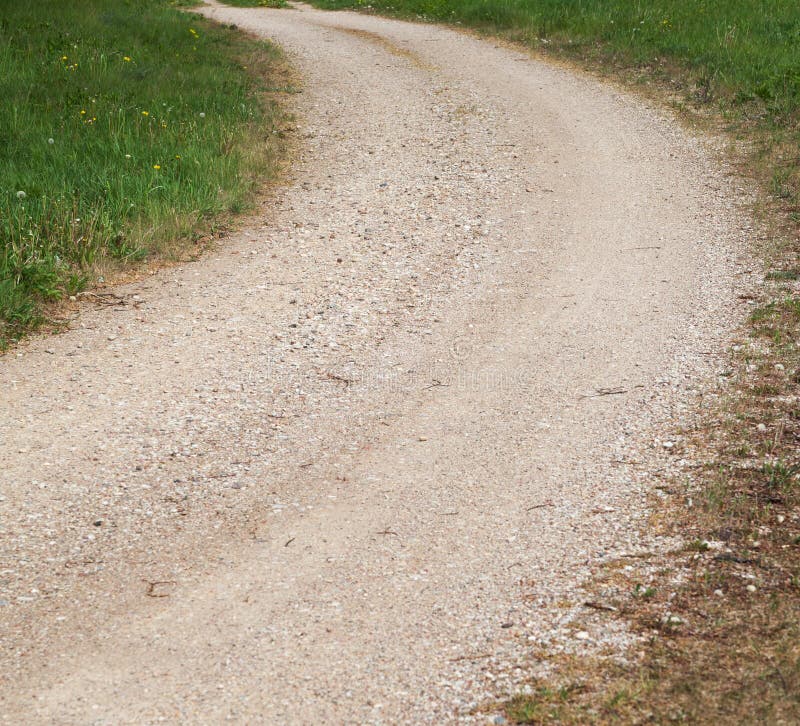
[153,164,161,170]
[175,155,181,159]
[80,110,86,115]
[123,56,132,62]
[142,111,149,116]
[61,55,68,61]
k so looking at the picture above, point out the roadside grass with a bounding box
[307,0,800,722]
[0,0,292,346]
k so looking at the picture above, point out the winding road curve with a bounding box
[0,2,750,722]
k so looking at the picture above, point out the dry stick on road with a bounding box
[143,580,177,598]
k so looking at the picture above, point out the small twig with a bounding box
[765,653,791,694]
[143,580,176,598]
[713,553,763,567]
[616,552,655,559]
[76,291,121,300]
[526,501,554,511]
[450,653,492,662]
[439,511,459,516]
[424,379,449,390]
[285,537,295,547]
[772,421,785,454]
[76,291,130,307]
[376,529,399,536]
[622,245,661,251]
[320,370,355,385]
[580,386,628,400]
[583,600,618,613]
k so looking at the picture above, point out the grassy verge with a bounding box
[0,0,291,346]
[306,0,800,721]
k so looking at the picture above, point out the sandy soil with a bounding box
[0,1,754,722]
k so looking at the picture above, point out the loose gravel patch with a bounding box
[0,1,755,722]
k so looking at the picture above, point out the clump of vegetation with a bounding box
[0,0,290,344]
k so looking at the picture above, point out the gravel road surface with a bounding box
[0,1,752,722]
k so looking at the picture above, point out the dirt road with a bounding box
[0,1,751,722]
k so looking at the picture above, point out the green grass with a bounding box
[504,685,582,724]
[0,0,288,344]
